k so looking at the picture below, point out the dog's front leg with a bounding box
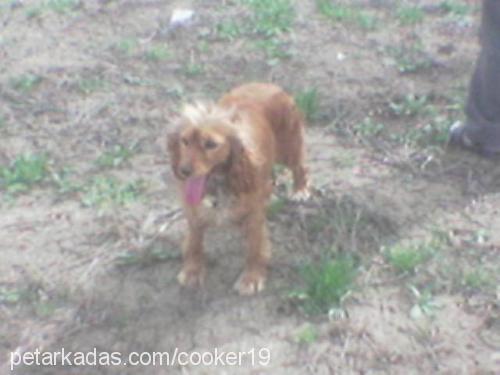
[178,223,206,288]
[234,210,271,295]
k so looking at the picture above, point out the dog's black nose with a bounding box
[180,165,192,178]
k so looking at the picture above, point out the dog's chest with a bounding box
[197,176,236,226]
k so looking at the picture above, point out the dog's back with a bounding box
[219,83,306,168]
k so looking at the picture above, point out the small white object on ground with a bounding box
[170,9,195,29]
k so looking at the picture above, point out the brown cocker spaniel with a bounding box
[167,82,309,295]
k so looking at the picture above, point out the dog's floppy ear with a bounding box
[167,130,182,179]
[227,135,257,195]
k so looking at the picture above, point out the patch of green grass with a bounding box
[217,20,245,41]
[197,40,210,54]
[82,176,144,208]
[353,117,385,137]
[439,1,472,16]
[302,197,380,251]
[243,0,295,37]
[10,74,43,93]
[444,87,466,114]
[463,268,495,291]
[409,285,440,319]
[267,196,287,219]
[95,144,135,169]
[46,0,79,13]
[51,167,82,195]
[182,63,205,78]
[295,324,319,344]
[316,1,378,30]
[296,256,357,315]
[396,5,424,25]
[384,237,444,274]
[26,0,79,17]
[355,11,378,30]
[116,38,138,55]
[255,38,292,64]
[0,285,63,317]
[0,154,48,194]
[25,0,80,18]
[145,45,171,62]
[387,93,454,146]
[389,94,432,117]
[115,246,178,267]
[35,300,58,317]
[26,6,43,18]
[317,0,351,20]
[0,286,25,304]
[393,115,453,146]
[295,88,319,122]
[386,43,432,74]
[470,229,489,244]
[78,77,106,95]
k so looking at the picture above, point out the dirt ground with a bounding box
[0,0,499,374]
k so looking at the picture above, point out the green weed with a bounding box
[266,196,287,219]
[26,0,79,17]
[183,63,205,77]
[0,286,24,304]
[296,256,356,315]
[295,88,319,122]
[255,38,292,64]
[116,38,138,55]
[51,168,82,195]
[439,1,473,16]
[295,325,318,344]
[386,43,432,74]
[82,176,144,208]
[389,94,432,117]
[243,0,295,37]
[217,20,245,41]
[409,285,440,319]
[395,115,453,146]
[463,268,495,291]
[95,144,136,169]
[35,300,58,317]
[396,5,424,25]
[115,246,177,267]
[10,74,43,93]
[353,117,385,137]
[46,0,79,13]
[78,77,106,95]
[0,154,48,193]
[316,1,378,30]
[145,45,171,62]
[26,6,43,18]
[384,236,444,274]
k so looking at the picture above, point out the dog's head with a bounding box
[167,103,257,206]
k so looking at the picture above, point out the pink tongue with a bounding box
[184,176,207,206]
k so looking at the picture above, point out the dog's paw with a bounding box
[291,187,311,202]
[177,265,205,288]
[234,271,266,296]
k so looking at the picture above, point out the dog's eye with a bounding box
[204,140,218,150]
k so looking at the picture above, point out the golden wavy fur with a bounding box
[167,82,309,295]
